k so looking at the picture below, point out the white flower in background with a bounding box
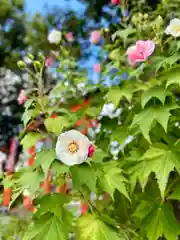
[110,136,134,159]
[48,29,62,44]
[101,103,121,119]
[165,18,180,37]
[90,192,97,202]
[66,200,81,217]
[56,130,91,166]
[23,56,32,64]
[175,122,180,127]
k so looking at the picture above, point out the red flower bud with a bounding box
[88,144,95,158]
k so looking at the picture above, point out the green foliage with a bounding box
[2,1,180,239]
[76,214,126,240]
[134,201,180,240]
[71,164,98,191]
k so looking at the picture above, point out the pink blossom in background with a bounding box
[126,40,155,65]
[93,63,101,72]
[66,32,74,42]
[90,31,101,44]
[111,0,121,4]
[45,57,53,67]
[17,89,27,105]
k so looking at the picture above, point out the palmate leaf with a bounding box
[141,86,166,108]
[169,186,180,200]
[129,143,180,198]
[22,108,40,126]
[131,104,179,142]
[105,85,133,108]
[21,133,47,150]
[100,163,130,201]
[35,193,71,219]
[133,201,180,240]
[44,116,70,136]
[91,147,108,163]
[71,164,98,191]
[34,149,56,177]
[23,213,72,240]
[17,169,44,196]
[112,28,136,42]
[164,67,180,88]
[76,214,126,240]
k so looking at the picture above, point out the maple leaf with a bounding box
[163,67,180,88]
[76,214,126,240]
[44,116,70,136]
[71,164,98,191]
[129,143,180,198]
[34,149,56,177]
[105,85,133,107]
[23,213,72,240]
[99,163,130,201]
[133,200,179,240]
[131,104,179,142]
[141,86,166,108]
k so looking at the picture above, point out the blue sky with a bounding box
[25,0,85,13]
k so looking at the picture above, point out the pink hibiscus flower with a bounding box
[126,40,155,65]
[111,0,121,4]
[45,57,53,67]
[17,89,27,105]
[90,31,101,44]
[66,32,74,42]
[93,63,101,72]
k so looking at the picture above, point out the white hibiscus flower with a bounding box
[55,130,91,166]
[48,29,62,44]
[165,18,180,37]
[101,103,121,119]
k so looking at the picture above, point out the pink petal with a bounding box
[93,63,101,72]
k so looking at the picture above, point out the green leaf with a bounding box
[24,99,34,110]
[22,109,40,126]
[131,104,179,142]
[92,148,108,163]
[169,186,180,200]
[111,126,129,145]
[112,28,136,42]
[44,116,70,135]
[129,144,180,198]
[23,213,72,240]
[76,214,126,240]
[35,149,56,176]
[36,193,71,218]
[71,164,98,191]
[86,107,101,118]
[38,96,48,109]
[106,85,133,108]
[134,201,179,240]
[100,164,130,201]
[51,160,69,175]
[21,133,47,150]
[165,67,180,87]
[141,86,166,108]
[18,170,44,195]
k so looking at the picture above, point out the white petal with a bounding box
[169,18,180,26]
[56,130,90,166]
